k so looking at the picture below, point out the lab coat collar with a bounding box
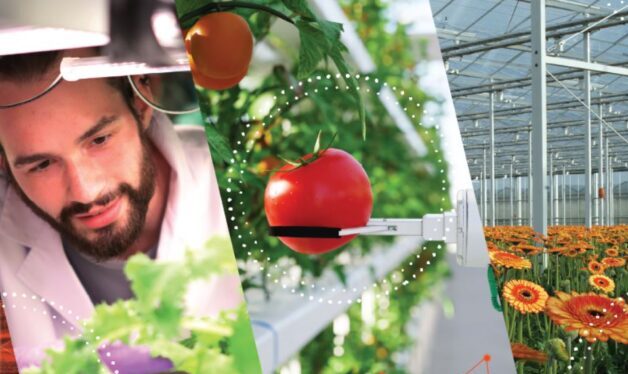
[146,112,204,261]
[0,185,94,326]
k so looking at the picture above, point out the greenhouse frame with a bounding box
[432,0,628,231]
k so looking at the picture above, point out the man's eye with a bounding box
[92,134,111,146]
[29,160,52,173]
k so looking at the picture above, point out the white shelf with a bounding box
[245,237,425,373]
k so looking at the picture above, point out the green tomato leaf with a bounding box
[204,122,234,164]
[281,0,316,19]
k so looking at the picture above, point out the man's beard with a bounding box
[7,136,157,262]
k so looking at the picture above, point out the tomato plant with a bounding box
[265,148,373,254]
[184,12,253,90]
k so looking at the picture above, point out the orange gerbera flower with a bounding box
[586,260,606,275]
[588,275,615,294]
[503,280,548,314]
[489,251,531,270]
[571,241,594,251]
[545,291,628,344]
[510,342,548,363]
[605,248,619,257]
[547,246,567,254]
[487,241,500,252]
[563,248,582,257]
[601,257,626,268]
[512,244,543,256]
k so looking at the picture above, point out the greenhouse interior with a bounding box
[431,0,628,228]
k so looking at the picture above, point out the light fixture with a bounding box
[60,53,190,81]
[2,0,186,78]
[0,0,109,55]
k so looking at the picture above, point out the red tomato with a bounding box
[264,148,373,254]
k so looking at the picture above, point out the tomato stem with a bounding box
[179,1,302,29]
[275,132,338,172]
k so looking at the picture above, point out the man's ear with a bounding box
[131,75,154,130]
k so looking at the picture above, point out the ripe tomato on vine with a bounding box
[264,148,373,255]
[184,12,253,90]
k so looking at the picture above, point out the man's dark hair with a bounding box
[0,50,147,169]
[0,50,135,109]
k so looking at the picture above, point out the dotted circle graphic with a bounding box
[223,73,449,303]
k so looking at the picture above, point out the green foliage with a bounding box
[299,243,450,374]
[176,0,453,372]
[25,238,261,374]
[175,0,365,133]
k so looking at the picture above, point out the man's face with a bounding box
[0,74,156,260]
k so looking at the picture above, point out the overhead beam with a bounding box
[521,0,609,16]
[455,93,628,121]
[440,10,628,59]
[460,115,628,134]
[449,63,628,97]
[546,56,628,76]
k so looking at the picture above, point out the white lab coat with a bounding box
[0,113,244,370]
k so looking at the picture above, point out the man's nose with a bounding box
[65,159,106,204]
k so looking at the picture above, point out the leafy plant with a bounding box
[23,237,260,374]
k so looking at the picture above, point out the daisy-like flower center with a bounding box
[595,279,608,287]
[586,308,606,319]
[520,290,534,300]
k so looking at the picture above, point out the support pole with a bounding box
[528,130,533,226]
[531,0,548,249]
[583,32,593,228]
[479,171,484,225]
[483,146,488,226]
[516,176,523,226]
[609,167,613,225]
[619,171,622,224]
[568,173,572,225]
[549,153,554,226]
[554,161,560,226]
[562,166,566,226]
[605,139,610,225]
[510,163,515,226]
[490,92,496,227]
[598,101,604,225]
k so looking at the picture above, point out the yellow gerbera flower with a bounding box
[588,275,615,294]
[502,279,548,314]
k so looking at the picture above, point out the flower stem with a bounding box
[584,342,594,374]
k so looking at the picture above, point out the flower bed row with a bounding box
[485,225,627,374]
